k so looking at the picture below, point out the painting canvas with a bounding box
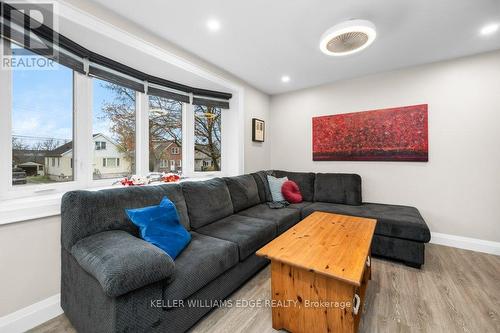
[312,104,428,161]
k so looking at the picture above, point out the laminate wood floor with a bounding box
[29,244,500,333]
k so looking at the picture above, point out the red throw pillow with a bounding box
[281,180,303,203]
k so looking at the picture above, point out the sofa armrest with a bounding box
[71,230,174,297]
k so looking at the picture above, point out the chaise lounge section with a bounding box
[61,170,430,332]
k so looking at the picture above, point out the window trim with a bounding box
[0,62,84,200]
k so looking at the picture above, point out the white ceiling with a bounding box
[87,0,500,95]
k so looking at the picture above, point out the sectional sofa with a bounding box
[61,170,430,333]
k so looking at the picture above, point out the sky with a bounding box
[11,56,118,148]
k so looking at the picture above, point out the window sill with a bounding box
[0,175,218,226]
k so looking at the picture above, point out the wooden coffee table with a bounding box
[256,212,376,333]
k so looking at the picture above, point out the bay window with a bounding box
[0,5,233,204]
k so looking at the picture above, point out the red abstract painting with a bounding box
[312,104,428,162]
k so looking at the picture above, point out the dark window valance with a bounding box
[148,86,190,103]
[0,2,232,100]
[89,66,145,93]
[193,97,230,109]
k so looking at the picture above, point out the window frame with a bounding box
[91,77,139,184]
[0,45,84,200]
[192,104,224,175]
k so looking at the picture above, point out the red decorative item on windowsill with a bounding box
[120,178,143,186]
[119,175,149,186]
[162,173,181,183]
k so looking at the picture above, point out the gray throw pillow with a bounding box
[267,175,288,202]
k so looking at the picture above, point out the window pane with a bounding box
[92,79,136,179]
[149,96,182,173]
[194,105,221,172]
[11,47,74,186]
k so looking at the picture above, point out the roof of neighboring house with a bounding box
[18,161,44,167]
[44,141,73,157]
[151,140,182,157]
[45,133,116,157]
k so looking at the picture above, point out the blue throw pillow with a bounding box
[126,197,191,259]
[267,175,289,202]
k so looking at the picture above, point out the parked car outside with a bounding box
[12,167,27,185]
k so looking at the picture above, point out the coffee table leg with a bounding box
[270,261,284,330]
[270,261,358,333]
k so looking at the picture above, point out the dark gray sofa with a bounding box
[61,170,430,333]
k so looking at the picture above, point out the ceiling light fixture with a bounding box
[207,19,221,32]
[480,23,499,36]
[281,75,290,83]
[320,19,376,56]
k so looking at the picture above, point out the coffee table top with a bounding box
[256,212,376,286]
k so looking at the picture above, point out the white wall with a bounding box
[0,216,61,316]
[244,87,271,172]
[270,50,500,243]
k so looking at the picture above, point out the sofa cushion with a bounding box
[267,175,288,202]
[251,170,273,202]
[162,232,239,302]
[281,180,303,203]
[61,183,189,251]
[238,204,301,234]
[224,175,261,212]
[314,173,362,205]
[196,214,276,260]
[273,170,316,202]
[181,178,234,229]
[302,202,430,242]
[158,184,191,229]
[126,197,191,259]
[71,230,175,297]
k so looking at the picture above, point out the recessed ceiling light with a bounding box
[281,75,290,83]
[207,19,221,32]
[320,19,376,56]
[480,23,499,36]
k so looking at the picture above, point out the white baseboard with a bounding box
[431,232,500,256]
[0,294,62,333]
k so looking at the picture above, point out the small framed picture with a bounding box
[252,118,265,142]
